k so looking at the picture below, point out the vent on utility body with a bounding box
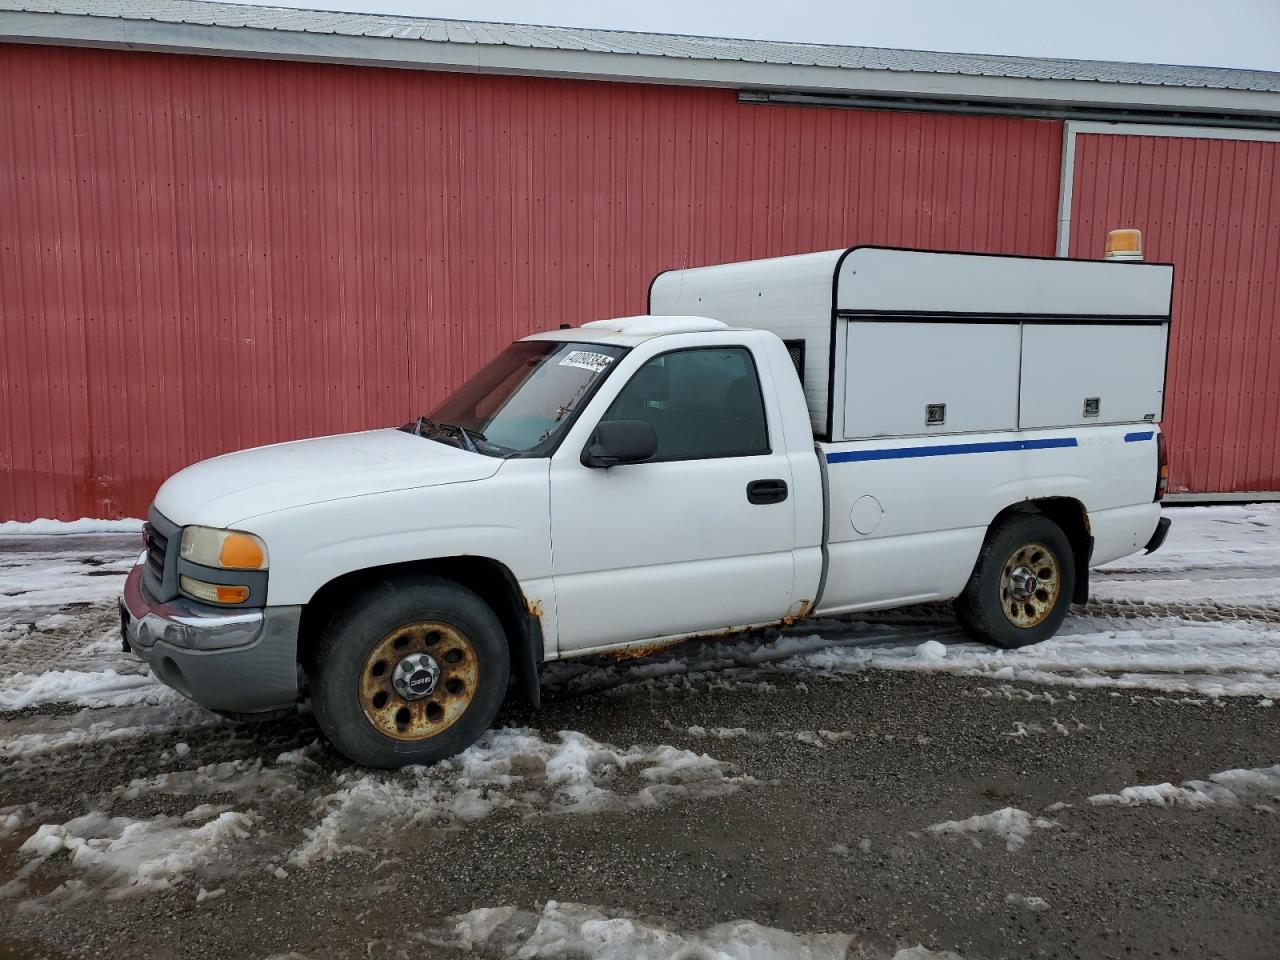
[782,339,805,382]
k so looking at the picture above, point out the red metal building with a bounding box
[2,2,1279,519]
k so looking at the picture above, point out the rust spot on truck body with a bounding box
[526,598,543,619]
[779,598,815,627]
[600,613,811,663]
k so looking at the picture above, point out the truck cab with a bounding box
[122,246,1171,767]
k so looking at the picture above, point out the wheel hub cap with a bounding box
[1008,565,1038,599]
[392,652,441,700]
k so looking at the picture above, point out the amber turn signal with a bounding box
[180,575,250,605]
[219,532,266,570]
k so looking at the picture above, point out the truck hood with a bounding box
[153,429,503,527]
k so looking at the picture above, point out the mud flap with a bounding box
[1072,535,1095,605]
[1144,516,1172,555]
[512,611,543,710]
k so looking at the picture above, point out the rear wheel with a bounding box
[955,514,1075,650]
[312,576,509,768]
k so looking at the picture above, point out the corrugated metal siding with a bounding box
[0,43,1061,520]
[1068,132,1280,494]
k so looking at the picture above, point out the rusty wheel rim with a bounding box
[999,542,1061,629]
[358,621,478,741]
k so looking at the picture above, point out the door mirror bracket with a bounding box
[581,420,658,468]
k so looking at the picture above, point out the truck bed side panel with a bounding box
[816,424,1161,615]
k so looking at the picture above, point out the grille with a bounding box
[145,523,168,585]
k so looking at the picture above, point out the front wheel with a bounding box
[954,514,1075,650]
[312,576,510,768]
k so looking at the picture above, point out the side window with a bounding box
[600,347,770,461]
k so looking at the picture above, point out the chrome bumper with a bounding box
[120,563,302,715]
[122,557,265,651]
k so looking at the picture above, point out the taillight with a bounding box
[1155,431,1169,502]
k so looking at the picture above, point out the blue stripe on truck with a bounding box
[825,436,1078,464]
[1124,431,1155,442]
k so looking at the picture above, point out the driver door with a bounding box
[548,343,797,652]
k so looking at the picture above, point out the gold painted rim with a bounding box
[358,621,478,741]
[999,542,1061,629]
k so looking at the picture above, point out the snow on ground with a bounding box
[779,619,1280,700]
[0,667,178,712]
[14,807,255,899]
[113,757,301,805]
[0,548,175,713]
[0,546,137,610]
[292,728,750,865]
[924,807,1057,851]
[0,518,144,536]
[1087,764,1280,811]
[6,753,310,899]
[0,702,221,761]
[423,900,962,960]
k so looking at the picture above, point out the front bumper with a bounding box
[120,563,301,715]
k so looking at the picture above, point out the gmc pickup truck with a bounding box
[121,244,1172,767]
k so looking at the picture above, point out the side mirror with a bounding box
[581,420,658,468]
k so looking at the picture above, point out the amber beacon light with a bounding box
[1104,228,1143,261]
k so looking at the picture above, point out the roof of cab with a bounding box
[523,315,732,346]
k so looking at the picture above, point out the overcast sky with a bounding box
[225,0,1280,71]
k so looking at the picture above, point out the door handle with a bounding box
[746,478,788,505]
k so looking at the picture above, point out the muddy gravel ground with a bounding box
[2,514,1279,960]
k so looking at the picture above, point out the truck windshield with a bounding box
[418,340,628,456]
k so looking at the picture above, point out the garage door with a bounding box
[1063,124,1280,497]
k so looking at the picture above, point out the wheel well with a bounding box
[298,557,543,706]
[989,498,1093,604]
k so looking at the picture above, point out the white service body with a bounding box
[123,247,1172,719]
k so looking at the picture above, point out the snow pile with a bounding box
[1005,893,1050,911]
[114,758,299,804]
[17,806,254,897]
[0,804,41,838]
[0,518,144,536]
[292,728,749,865]
[915,640,947,660]
[925,807,1056,851]
[0,667,174,711]
[426,900,962,960]
[0,702,220,760]
[1088,764,1280,810]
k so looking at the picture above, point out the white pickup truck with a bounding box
[121,245,1172,767]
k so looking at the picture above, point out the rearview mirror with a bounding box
[581,420,657,468]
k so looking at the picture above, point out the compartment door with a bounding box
[1019,323,1167,429]
[842,321,1021,439]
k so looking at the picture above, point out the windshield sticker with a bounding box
[559,350,615,373]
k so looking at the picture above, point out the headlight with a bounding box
[179,527,269,570]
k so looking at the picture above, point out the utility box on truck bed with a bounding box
[648,247,1174,441]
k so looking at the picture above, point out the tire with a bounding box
[311,576,510,768]
[954,514,1076,650]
